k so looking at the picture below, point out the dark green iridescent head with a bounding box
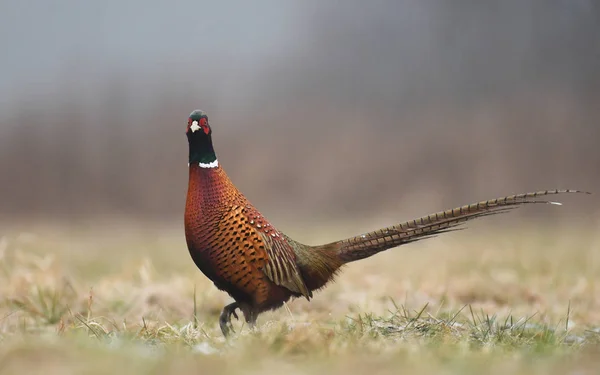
[186,109,217,165]
[186,109,211,135]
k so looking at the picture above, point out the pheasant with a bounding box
[184,109,588,337]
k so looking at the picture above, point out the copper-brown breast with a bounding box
[184,165,300,308]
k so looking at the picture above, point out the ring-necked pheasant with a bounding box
[184,109,589,337]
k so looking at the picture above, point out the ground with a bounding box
[0,219,599,374]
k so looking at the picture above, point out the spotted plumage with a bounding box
[183,109,589,337]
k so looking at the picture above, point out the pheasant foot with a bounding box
[219,302,239,337]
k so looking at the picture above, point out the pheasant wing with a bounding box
[258,230,312,299]
[223,205,311,299]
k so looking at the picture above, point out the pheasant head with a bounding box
[186,109,218,168]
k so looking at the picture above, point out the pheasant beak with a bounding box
[190,120,201,133]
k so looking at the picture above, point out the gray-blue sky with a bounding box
[0,0,296,107]
[1,1,598,113]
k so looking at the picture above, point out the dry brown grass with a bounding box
[1,219,599,374]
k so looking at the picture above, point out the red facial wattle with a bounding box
[200,118,210,134]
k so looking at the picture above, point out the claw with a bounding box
[219,302,240,337]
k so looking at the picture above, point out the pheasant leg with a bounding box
[219,302,239,337]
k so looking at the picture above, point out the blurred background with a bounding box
[1,0,599,233]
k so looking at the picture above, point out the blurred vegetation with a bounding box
[0,224,599,374]
[0,2,598,224]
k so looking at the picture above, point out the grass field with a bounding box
[0,218,599,374]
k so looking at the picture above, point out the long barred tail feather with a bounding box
[332,189,590,263]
